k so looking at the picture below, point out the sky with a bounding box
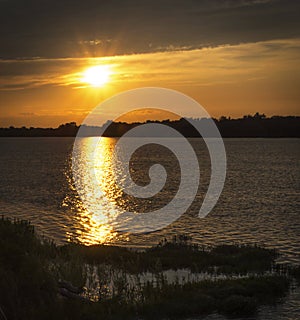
[0,0,299,127]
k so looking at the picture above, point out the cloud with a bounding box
[1,36,299,127]
[19,112,35,116]
[0,38,299,91]
[0,0,299,59]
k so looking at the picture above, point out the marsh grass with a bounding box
[64,234,278,275]
[0,217,296,320]
[290,265,300,285]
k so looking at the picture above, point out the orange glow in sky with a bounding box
[0,38,299,127]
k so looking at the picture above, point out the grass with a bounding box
[63,235,278,275]
[0,218,58,319]
[136,275,290,319]
[0,217,297,320]
[290,265,300,285]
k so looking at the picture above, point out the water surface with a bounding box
[0,137,299,265]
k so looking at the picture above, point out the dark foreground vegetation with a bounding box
[0,217,299,320]
[1,113,299,137]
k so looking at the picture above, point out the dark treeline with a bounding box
[1,113,299,137]
[0,121,79,137]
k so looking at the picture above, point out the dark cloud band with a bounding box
[0,0,299,59]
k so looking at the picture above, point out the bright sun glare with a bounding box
[81,65,111,87]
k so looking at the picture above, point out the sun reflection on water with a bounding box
[65,137,124,245]
[66,211,117,246]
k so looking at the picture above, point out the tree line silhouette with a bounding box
[0,113,299,137]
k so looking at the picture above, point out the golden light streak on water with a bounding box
[65,137,122,245]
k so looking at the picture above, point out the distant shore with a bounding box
[1,113,300,138]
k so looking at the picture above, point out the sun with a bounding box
[81,65,111,87]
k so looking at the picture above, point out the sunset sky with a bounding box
[0,0,299,127]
